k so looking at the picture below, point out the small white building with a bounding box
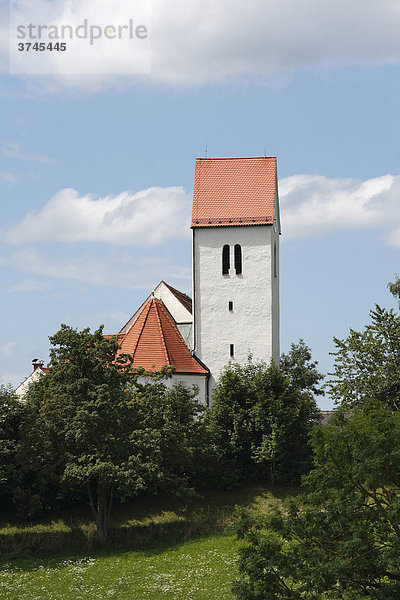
[15,360,50,398]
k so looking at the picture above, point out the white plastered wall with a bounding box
[172,373,207,403]
[193,224,279,394]
[15,368,46,399]
[271,225,280,362]
[138,372,208,404]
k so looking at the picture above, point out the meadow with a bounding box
[0,533,240,600]
[0,485,295,600]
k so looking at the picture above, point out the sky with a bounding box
[1,0,400,409]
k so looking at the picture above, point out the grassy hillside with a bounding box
[0,484,296,558]
[0,484,298,599]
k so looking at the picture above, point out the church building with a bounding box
[16,157,280,404]
[106,155,281,404]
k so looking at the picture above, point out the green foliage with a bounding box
[206,346,322,487]
[329,304,400,410]
[2,323,326,551]
[280,339,325,397]
[19,325,140,543]
[235,404,400,600]
[388,275,400,305]
[0,386,24,513]
[17,324,208,544]
[123,380,206,498]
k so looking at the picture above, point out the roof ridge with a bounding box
[153,298,171,365]
[155,300,209,374]
[163,281,192,313]
[196,156,276,160]
[131,298,153,361]
[163,280,190,299]
[156,297,182,336]
[193,159,202,231]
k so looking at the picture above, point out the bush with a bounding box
[206,351,321,488]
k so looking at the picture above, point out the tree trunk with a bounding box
[87,483,110,546]
[96,488,108,545]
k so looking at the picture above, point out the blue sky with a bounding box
[1,0,400,409]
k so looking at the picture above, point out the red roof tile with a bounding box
[191,157,277,227]
[114,296,208,374]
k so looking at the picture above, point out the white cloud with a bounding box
[2,0,400,91]
[1,341,17,357]
[0,2,9,73]
[4,172,400,293]
[2,142,54,164]
[1,246,191,290]
[1,186,191,246]
[279,173,400,245]
[6,278,50,293]
[150,0,400,86]
[4,173,400,250]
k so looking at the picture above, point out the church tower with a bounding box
[191,157,280,396]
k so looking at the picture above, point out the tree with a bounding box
[14,376,65,516]
[280,339,325,397]
[127,380,206,497]
[235,403,400,600]
[388,275,400,305]
[20,324,207,543]
[206,347,322,487]
[0,385,24,514]
[329,303,400,411]
[23,324,142,543]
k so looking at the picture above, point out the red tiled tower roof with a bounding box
[191,156,277,227]
[114,296,208,374]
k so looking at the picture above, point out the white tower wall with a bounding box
[193,223,279,394]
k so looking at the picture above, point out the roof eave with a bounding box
[191,222,274,229]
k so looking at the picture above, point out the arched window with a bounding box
[234,244,242,275]
[222,245,230,275]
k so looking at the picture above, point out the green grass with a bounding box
[0,484,296,535]
[0,533,241,600]
[0,484,299,598]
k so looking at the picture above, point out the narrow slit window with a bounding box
[234,244,242,275]
[230,344,234,358]
[222,244,230,275]
[229,301,233,312]
[274,242,277,278]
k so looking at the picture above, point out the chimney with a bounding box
[32,358,44,372]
